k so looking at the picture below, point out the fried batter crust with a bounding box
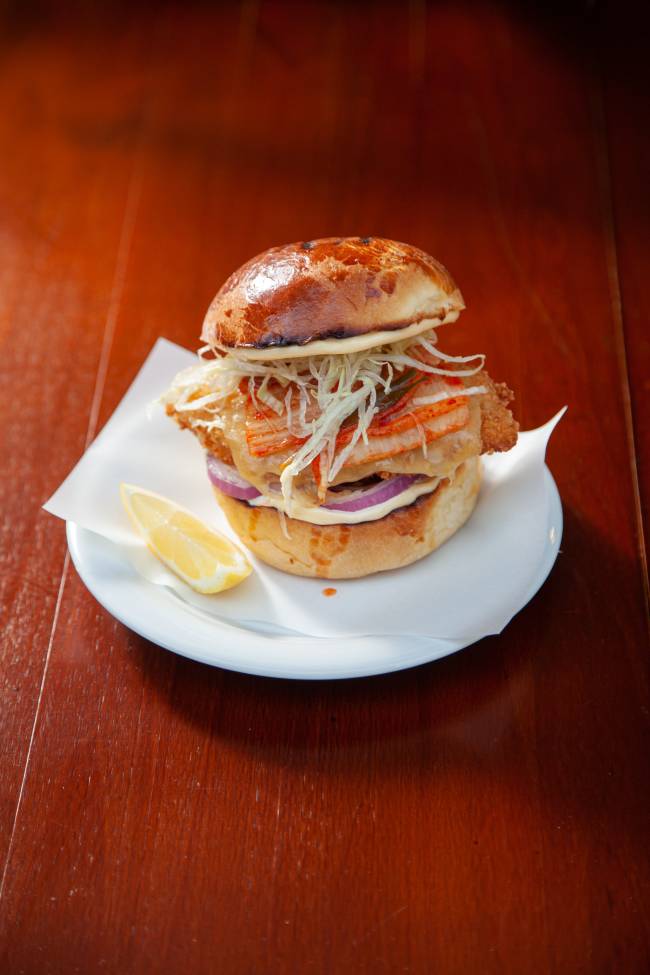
[165,404,234,464]
[475,371,519,453]
[166,368,518,477]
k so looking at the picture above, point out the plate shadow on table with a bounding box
[125,501,648,847]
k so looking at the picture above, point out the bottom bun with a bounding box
[212,457,481,579]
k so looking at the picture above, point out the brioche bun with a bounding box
[201,237,464,357]
[213,458,481,579]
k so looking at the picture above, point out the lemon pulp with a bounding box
[120,484,252,594]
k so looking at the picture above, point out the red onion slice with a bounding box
[206,456,421,514]
[206,454,261,501]
[323,475,418,513]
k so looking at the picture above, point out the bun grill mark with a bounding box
[380,271,397,294]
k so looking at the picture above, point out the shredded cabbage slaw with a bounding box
[163,330,486,514]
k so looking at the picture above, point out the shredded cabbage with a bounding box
[162,330,486,514]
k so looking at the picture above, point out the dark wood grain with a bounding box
[1,3,648,974]
[599,1,650,600]
[0,9,151,868]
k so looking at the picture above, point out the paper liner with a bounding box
[45,339,564,640]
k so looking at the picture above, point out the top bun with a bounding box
[201,237,465,359]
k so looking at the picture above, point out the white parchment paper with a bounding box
[44,338,564,640]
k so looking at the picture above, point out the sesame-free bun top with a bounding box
[200,237,465,360]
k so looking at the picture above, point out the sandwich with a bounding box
[162,237,518,578]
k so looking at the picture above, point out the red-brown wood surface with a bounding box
[0,3,648,973]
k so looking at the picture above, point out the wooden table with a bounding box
[1,2,648,972]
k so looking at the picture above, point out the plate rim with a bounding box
[65,466,562,680]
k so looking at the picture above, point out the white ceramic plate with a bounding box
[66,466,562,680]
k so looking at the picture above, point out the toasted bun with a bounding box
[201,237,464,356]
[213,458,481,579]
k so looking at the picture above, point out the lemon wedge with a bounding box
[120,484,252,593]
